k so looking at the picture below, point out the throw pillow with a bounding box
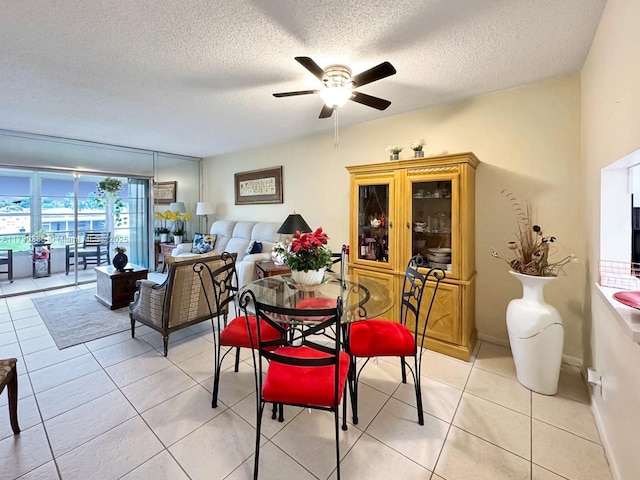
[244,240,263,257]
[192,233,217,254]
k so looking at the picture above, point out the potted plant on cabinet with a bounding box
[492,191,577,395]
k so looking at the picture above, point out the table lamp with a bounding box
[277,213,312,243]
[195,201,215,233]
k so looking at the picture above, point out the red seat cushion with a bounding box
[296,297,336,309]
[348,319,416,357]
[220,315,282,349]
[263,346,350,408]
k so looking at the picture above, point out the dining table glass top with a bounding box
[240,271,395,323]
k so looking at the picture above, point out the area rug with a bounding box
[32,289,130,349]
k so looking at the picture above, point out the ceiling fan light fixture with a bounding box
[320,86,352,108]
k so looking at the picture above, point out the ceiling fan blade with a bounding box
[350,91,392,110]
[273,90,320,98]
[295,57,328,82]
[351,61,396,88]
[319,104,334,118]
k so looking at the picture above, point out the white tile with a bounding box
[121,365,197,413]
[0,394,42,441]
[0,373,33,406]
[0,320,14,333]
[23,344,88,372]
[393,375,463,423]
[453,392,531,459]
[556,364,590,404]
[357,356,403,395]
[175,347,215,383]
[105,349,172,387]
[0,311,11,323]
[466,367,531,415]
[45,389,137,456]
[231,391,304,439]
[142,384,222,446]
[336,432,432,480]
[18,334,56,355]
[422,349,472,389]
[16,460,60,479]
[170,409,263,480]
[13,316,45,331]
[120,450,189,480]
[0,424,53,479]
[532,392,600,442]
[141,328,197,350]
[227,441,318,480]
[532,419,612,480]
[201,361,258,408]
[162,334,212,363]
[15,324,50,342]
[474,342,518,380]
[38,370,117,420]
[91,337,154,368]
[434,426,530,480]
[0,330,18,346]
[84,330,134,351]
[271,409,363,479]
[532,464,566,480]
[339,380,389,430]
[365,397,448,470]
[56,416,163,479]
[28,353,101,393]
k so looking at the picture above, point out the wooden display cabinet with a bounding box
[346,152,479,360]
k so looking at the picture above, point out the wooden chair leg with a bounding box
[8,367,20,434]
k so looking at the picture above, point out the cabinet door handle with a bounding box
[406,222,411,229]
[389,221,393,228]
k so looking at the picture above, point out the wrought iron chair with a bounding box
[0,249,13,283]
[194,252,283,408]
[0,358,20,434]
[344,255,445,426]
[65,231,110,274]
[240,289,349,480]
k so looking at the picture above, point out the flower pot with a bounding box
[389,154,399,161]
[291,268,326,285]
[160,233,169,243]
[173,235,183,245]
[272,251,285,266]
[506,271,564,395]
[414,150,424,158]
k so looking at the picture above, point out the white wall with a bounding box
[581,0,640,477]
[204,74,585,359]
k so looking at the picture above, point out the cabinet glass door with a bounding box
[357,184,390,264]
[411,180,452,270]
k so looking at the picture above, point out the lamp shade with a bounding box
[169,201,186,213]
[277,214,312,234]
[195,201,215,216]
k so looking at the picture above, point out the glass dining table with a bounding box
[239,271,395,323]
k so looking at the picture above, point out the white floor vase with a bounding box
[506,271,564,395]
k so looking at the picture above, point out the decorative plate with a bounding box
[612,291,640,310]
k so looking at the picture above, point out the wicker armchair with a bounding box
[129,252,237,356]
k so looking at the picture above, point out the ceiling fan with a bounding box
[273,57,397,118]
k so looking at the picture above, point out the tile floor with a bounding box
[0,284,613,480]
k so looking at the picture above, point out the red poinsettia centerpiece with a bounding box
[284,227,332,272]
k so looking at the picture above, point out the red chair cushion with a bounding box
[296,297,336,309]
[348,319,416,357]
[220,315,282,349]
[262,346,350,408]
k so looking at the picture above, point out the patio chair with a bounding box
[0,249,13,283]
[0,358,20,434]
[65,231,110,274]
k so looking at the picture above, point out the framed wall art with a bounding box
[154,181,177,204]
[234,166,283,205]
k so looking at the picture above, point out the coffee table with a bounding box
[94,264,148,310]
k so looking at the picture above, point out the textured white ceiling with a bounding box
[0,0,606,157]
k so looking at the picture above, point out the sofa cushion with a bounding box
[192,233,217,254]
[244,240,262,257]
[232,221,257,240]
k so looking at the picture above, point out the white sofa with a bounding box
[171,220,284,287]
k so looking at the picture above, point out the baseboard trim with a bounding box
[590,391,621,480]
